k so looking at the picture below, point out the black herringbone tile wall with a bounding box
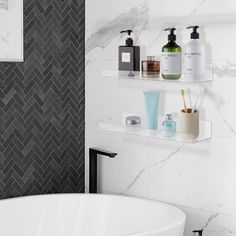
[0,0,85,199]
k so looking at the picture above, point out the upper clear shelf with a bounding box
[102,66,213,84]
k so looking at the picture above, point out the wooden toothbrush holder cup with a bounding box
[179,109,199,138]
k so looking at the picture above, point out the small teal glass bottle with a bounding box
[162,114,176,137]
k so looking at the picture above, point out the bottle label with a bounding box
[161,52,182,75]
[122,53,131,63]
[184,52,203,74]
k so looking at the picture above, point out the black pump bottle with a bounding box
[118,30,140,71]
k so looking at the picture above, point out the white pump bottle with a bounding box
[183,26,205,81]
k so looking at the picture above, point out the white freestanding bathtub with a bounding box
[0,194,185,236]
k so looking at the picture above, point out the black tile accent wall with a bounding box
[0,0,85,199]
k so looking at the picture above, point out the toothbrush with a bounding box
[181,89,188,113]
[192,90,202,113]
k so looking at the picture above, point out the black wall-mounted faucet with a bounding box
[89,148,118,193]
[193,230,203,236]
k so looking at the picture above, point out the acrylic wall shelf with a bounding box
[102,67,213,84]
[99,117,212,144]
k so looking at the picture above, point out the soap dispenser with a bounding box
[192,229,203,236]
[161,28,182,80]
[119,30,140,71]
[184,26,205,81]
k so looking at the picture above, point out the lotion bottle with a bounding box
[161,28,182,80]
[184,26,205,81]
[118,30,140,71]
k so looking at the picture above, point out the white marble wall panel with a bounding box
[86,0,236,235]
[0,0,23,61]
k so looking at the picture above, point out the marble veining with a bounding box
[206,60,236,136]
[86,0,148,55]
[149,143,186,170]
[201,84,236,136]
[120,167,146,195]
[202,213,219,229]
[0,0,8,10]
[221,117,236,135]
[179,0,209,25]
[203,213,236,235]
[120,142,186,195]
[150,0,209,47]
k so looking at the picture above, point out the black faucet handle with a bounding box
[89,148,117,158]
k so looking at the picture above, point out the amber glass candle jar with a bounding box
[142,56,160,78]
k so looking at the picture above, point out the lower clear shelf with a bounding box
[99,118,212,143]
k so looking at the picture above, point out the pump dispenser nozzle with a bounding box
[187,26,200,39]
[120,30,134,46]
[193,229,203,236]
[120,30,133,35]
[164,28,176,41]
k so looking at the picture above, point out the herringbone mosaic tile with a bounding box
[0,0,85,199]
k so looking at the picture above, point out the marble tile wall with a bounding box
[0,0,23,61]
[85,0,236,235]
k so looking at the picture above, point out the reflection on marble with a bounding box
[86,0,148,55]
[201,85,225,113]
[214,60,236,78]
[201,60,236,136]
[0,0,23,61]
[0,0,8,10]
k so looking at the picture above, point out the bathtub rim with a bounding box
[0,193,186,236]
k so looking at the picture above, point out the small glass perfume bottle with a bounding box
[162,114,176,137]
[142,56,160,78]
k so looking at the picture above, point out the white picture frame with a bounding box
[0,0,24,62]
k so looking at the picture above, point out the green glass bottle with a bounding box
[161,28,182,80]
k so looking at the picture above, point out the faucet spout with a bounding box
[90,148,117,158]
[89,148,117,193]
